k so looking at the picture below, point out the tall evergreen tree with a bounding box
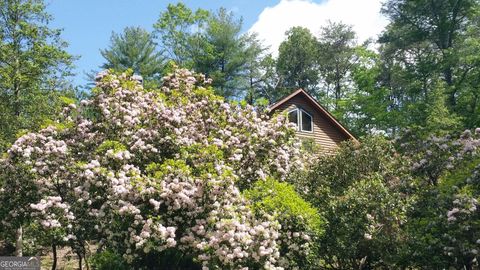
[100,27,164,86]
[155,4,267,100]
[424,81,462,135]
[193,8,265,99]
[243,33,271,104]
[192,8,244,98]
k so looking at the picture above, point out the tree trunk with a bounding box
[464,259,473,270]
[51,243,57,270]
[248,75,254,105]
[85,249,90,270]
[78,253,82,270]
[15,226,22,257]
[335,81,341,110]
[443,67,456,107]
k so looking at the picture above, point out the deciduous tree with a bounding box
[153,3,209,68]
[317,21,358,111]
[0,0,75,153]
[380,0,479,129]
[277,27,319,96]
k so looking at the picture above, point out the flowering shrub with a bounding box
[398,129,480,186]
[396,129,480,269]
[440,145,480,268]
[0,68,304,269]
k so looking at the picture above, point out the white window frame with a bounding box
[288,108,313,133]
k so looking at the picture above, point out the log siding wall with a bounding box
[273,95,349,152]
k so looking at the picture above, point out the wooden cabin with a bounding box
[268,89,357,152]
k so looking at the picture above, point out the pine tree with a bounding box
[100,27,164,86]
[425,81,462,135]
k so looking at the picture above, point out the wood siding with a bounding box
[273,95,350,152]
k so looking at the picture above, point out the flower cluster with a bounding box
[400,129,480,267]
[0,68,302,269]
[400,129,480,185]
[442,165,480,263]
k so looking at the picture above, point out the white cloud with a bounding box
[249,0,388,55]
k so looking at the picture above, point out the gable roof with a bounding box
[268,89,358,142]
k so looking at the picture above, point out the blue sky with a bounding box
[46,0,386,87]
[46,0,280,87]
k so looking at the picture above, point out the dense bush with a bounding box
[245,178,323,269]
[0,68,313,269]
[1,67,479,269]
[291,136,411,268]
[395,130,480,269]
[292,132,480,269]
[90,250,128,270]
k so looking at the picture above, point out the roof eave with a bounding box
[268,89,358,142]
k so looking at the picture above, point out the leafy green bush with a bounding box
[90,250,128,270]
[321,175,408,269]
[245,178,324,269]
[291,136,411,268]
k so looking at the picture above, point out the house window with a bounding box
[288,109,298,126]
[301,110,313,131]
[288,108,313,132]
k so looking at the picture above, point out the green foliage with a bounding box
[277,27,319,96]
[245,178,323,234]
[317,21,358,112]
[291,136,411,268]
[90,250,128,270]
[154,4,268,100]
[245,178,324,268]
[300,138,321,154]
[322,176,407,269]
[242,34,271,104]
[455,6,480,129]
[154,2,209,68]
[316,0,480,136]
[440,156,480,194]
[100,27,164,87]
[96,140,127,154]
[254,54,282,103]
[193,8,251,98]
[0,0,75,153]
[298,133,479,269]
[424,81,463,135]
[347,47,395,135]
[253,97,269,108]
[297,136,406,200]
[377,0,479,133]
[395,129,480,268]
